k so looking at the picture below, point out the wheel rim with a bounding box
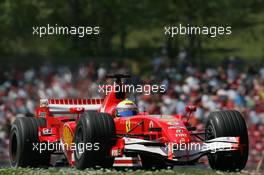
[10,132,18,162]
[206,125,215,140]
[75,126,84,159]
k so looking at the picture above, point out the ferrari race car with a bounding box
[9,74,249,171]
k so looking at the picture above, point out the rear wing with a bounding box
[40,98,104,114]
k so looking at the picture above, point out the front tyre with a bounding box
[206,110,249,171]
[74,112,116,169]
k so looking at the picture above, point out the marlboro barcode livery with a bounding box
[9,74,249,171]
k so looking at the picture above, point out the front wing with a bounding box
[123,137,240,163]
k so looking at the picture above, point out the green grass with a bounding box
[0,168,260,175]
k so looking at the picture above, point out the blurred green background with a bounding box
[0,0,263,68]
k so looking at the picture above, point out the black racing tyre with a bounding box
[74,112,116,169]
[205,110,249,171]
[9,117,51,167]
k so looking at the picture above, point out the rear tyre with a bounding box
[74,112,116,169]
[206,110,249,171]
[9,117,51,167]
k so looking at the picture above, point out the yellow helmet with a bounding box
[116,99,138,117]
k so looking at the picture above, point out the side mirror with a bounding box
[185,105,197,113]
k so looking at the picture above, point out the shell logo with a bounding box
[63,125,73,145]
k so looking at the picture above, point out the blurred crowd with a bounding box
[0,58,264,167]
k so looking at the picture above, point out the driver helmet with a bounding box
[116,99,138,117]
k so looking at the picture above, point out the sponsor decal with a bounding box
[176,133,187,137]
[166,121,180,125]
[63,125,73,145]
[111,148,121,157]
[176,129,183,133]
[168,125,185,129]
[42,128,52,135]
[126,120,131,132]
[161,118,177,122]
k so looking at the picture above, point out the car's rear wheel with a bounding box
[9,117,51,167]
[206,110,249,171]
[74,112,116,169]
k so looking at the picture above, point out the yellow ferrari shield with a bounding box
[126,120,131,132]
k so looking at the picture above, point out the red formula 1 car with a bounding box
[9,74,249,171]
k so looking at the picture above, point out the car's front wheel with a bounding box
[74,112,116,169]
[206,110,248,171]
